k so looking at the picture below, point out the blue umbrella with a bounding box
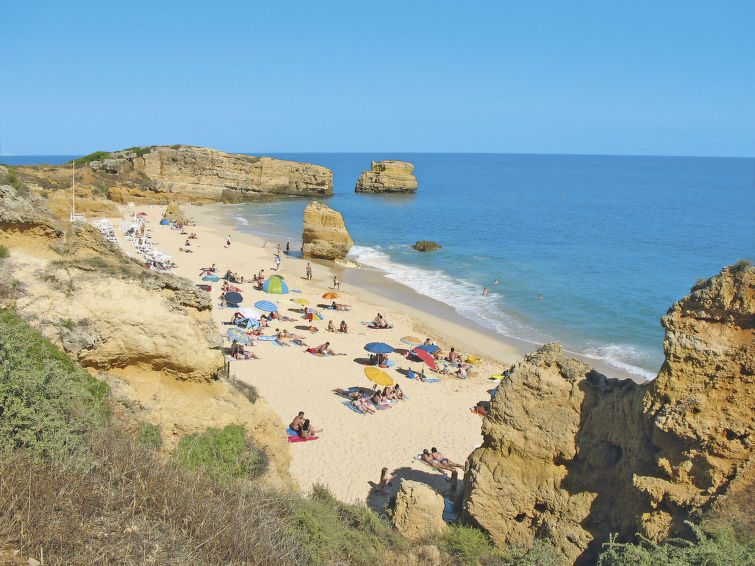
[364,342,394,354]
[227,327,251,344]
[416,344,440,353]
[254,300,278,313]
[236,317,259,330]
[202,275,220,282]
[225,291,243,305]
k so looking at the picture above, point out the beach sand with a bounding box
[109,203,637,511]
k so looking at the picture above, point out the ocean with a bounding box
[5,153,754,379]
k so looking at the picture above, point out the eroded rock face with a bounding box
[99,146,333,203]
[355,160,418,193]
[301,200,354,260]
[412,240,442,252]
[463,264,754,565]
[389,480,448,541]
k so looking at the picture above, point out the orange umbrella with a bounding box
[322,292,339,299]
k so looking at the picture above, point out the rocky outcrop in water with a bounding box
[462,263,754,564]
[412,240,442,252]
[355,160,418,193]
[301,200,354,260]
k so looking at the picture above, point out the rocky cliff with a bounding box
[463,263,754,564]
[301,200,354,260]
[12,146,333,205]
[355,160,418,193]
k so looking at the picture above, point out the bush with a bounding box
[0,245,8,259]
[597,522,755,566]
[442,524,503,564]
[2,166,30,196]
[173,424,267,481]
[137,421,162,449]
[72,151,111,166]
[0,309,109,459]
[292,483,404,565]
[124,146,153,158]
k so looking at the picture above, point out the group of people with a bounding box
[334,383,405,415]
[289,411,322,439]
[326,319,348,333]
[230,339,259,360]
[421,447,464,473]
[371,313,391,328]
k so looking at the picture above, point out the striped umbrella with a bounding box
[262,277,289,294]
[303,312,324,321]
[227,327,251,344]
[254,300,278,313]
[322,292,339,299]
[400,336,424,347]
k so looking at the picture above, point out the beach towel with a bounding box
[286,427,298,436]
[407,370,440,383]
[307,351,327,357]
[257,335,277,341]
[413,455,447,476]
[470,407,486,416]
[225,355,255,362]
[342,401,368,415]
[367,324,394,329]
[291,289,302,293]
[288,434,318,443]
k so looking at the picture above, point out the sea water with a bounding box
[228,153,754,380]
[6,153,753,380]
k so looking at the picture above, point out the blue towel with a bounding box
[342,401,367,415]
[285,427,298,436]
[291,289,302,293]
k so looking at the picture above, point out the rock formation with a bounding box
[355,160,418,193]
[301,200,354,260]
[389,480,448,541]
[12,146,333,205]
[412,240,442,252]
[463,263,754,564]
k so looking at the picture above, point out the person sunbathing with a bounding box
[472,401,490,416]
[299,418,322,439]
[339,320,348,333]
[275,329,290,346]
[290,411,305,432]
[431,448,464,470]
[447,347,460,363]
[230,311,244,324]
[315,342,340,355]
[280,329,307,346]
[230,340,258,360]
[383,386,399,401]
[393,383,404,400]
[331,301,350,311]
[372,313,389,327]
[371,391,391,408]
[351,396,376,414]
[327,320,336,332]
[421,449,455,472]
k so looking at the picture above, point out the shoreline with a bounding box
[200,202,651,383]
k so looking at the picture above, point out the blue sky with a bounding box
[2,1,754,156]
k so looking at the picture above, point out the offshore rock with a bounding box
[389,480,448,541]
[301,200,354,260]
[355,160,418,193]
[463,263,754,565]
[412,240,442,252]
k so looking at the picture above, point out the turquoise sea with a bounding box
[5,153,754,379]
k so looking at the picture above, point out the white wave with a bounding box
[234,215,249,226]
[583,344,658,381]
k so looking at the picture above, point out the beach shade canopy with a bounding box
[364,342,394,354]
[322,292,339,299]
[412,347,438,371]
[303,312,324,321]
[136,212,148,217]
[159,218,170,225]
[364,366,394,387]
[254,300,278,313]
[225,291,243,304]
[202,275,220,282]
[416,344,440,354]
[262,277,289,294]
[236,317,259,330]
[227,327,251,344]
[400,336,424,347]
[291,298,310,305]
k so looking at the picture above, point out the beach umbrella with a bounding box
[136,212,148,217]
[303,312,324,321]
[254,300,278,312]
[227,327,251,344]
[236,317,259,330]
[322,292,339,299]
[159,218,170,225]
[412,347,438,371]
[400,336,424,347]
[364,342,394,354]
[225,291,243,305]
[237,306,257,318]
[202,275,220,282]
[291,298,310,305]
[364,366,394,387]
[262,277,289,294]
[416,344,440,354]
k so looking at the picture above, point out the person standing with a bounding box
[286,242,290,255]
[226,234,231,247]
[274,254,281,271]
[333,276,340,290]
[306,262,312,280]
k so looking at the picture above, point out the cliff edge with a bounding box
[463,263,754,564]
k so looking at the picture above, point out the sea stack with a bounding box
[355,160,418,193]
[301,200,354,260]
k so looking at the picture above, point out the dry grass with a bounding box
[0,429,307,566]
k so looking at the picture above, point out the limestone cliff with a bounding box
[463,263,754,564]
[301,200,354,260]
[355,160,418,193]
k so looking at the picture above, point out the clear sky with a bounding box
[2,1,754,156]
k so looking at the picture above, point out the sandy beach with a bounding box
[103,203,528,509]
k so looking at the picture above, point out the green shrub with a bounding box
[2,166,30,196]
[0,309,109,459]
[174,424,267,481]
[293,483,404,565]
[124,146,153,158]
[442,524,504,564]
[60,318,76,330]
[137,421,162,449]
[170,144,182,150]
[72,151,111,166]
[597,522,755,566]
[0,245,8,259]
[40,190,49,198]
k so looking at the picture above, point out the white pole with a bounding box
[72,160,75,219]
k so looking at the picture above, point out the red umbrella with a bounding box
[136,212,148,217]
[412,347,437,371]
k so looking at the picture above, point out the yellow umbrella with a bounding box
[364,366,394,387]
[291,298,310,305]
[322,292,339,299]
